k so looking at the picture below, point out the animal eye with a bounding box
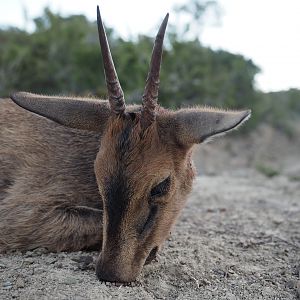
[150,176,171,198]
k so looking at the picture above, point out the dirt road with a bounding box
[1,173,299,299]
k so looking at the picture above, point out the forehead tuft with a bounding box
[105,116,158,159]
[117,121,135,157]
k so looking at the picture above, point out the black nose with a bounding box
[95,260,136,283]
[96,265,119,282]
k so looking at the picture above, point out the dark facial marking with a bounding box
[104,170,131,238]
[104,121,137,237]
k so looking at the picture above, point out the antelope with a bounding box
[0,6,251,283]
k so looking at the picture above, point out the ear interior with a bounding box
[171,107,251,145]
[10,92,111,132]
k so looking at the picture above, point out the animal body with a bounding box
[0,6,251,282]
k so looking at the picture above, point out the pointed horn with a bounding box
[97,5,125,115]
[141,13,169,129]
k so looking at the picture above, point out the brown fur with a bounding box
[0,7,251,282]
[0,98,195,278]
[94,113,195,281]
[0,96,250,282]
[0,98,103,251]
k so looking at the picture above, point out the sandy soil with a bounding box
[0,172,299,299]
[193,124,300,178]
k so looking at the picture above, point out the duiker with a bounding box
[0,6,250,282]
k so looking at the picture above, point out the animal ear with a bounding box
[10,92,111,132]
[170,107,251,145]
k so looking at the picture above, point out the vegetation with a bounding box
[0,4,299,134]
[255,163,280,178]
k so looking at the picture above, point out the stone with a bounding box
[15,277,25,288]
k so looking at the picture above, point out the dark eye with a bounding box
[150,176,171,198]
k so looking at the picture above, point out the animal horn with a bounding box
[97,6,125,115]
[141,13,169,129]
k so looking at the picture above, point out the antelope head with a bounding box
[10,6,251,282]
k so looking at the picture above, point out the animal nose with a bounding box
[96,266,121,282]
[95,260,137,283]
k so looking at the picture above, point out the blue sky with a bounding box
[1,0,299,92]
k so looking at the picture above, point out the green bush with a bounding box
[0,8,299,134]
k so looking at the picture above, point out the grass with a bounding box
[256,163,280,178]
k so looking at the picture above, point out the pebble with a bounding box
[3,281,12,287]
[55,262,63,268]
[24,251,33,257]
[46,258,57,265]
[34,267,46,275]
[262,287,274,296]
[33,248,48,255]
[2,281,13,290]
[15,277,25,288]
[62,276,77,285]
[71,255,93,264]
[285,280,296,289]
[272,218,283,225]
[24,258,34,265]
[222,292,237,300]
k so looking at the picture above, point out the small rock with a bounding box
[3,281,12,287]
[71,255,93,264]
[46,258,57,265]
[15,277,25,289]
[272,217,283,225]
[2,286,12,290]
[33,248,48,255]
[206,208,215,213]
[223,292,237,300]
[72,255,94,271]
[0,263,6,269]
[212,268,226,277]
[24,258,34,265]
[34,267,46,275]
[286,280,296,289]
[2,281,13,290]
[62,276,77,285]
[262,287,274,296]
[24,251,33,257]
[55,262,63,268]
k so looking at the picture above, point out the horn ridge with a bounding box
[141,13,169,129]
[97,5,125,115]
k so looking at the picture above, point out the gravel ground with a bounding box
[0,173,299,299]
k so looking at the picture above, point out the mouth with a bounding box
[144,246,158,265]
